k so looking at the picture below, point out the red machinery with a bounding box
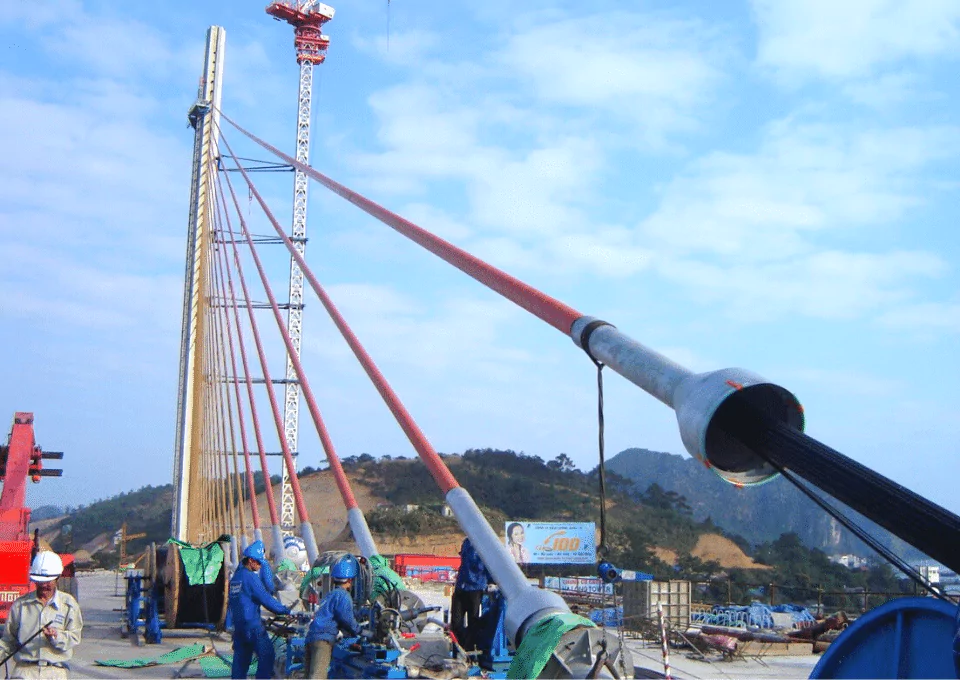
[0,412,72,622]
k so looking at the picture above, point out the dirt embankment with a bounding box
[655,534,769,570]
[247,472,772,567]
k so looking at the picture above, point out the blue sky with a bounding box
[1,1,958,528]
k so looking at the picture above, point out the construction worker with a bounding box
[0,550,82,679]
[228,542,291,679]
[240,539,280,596]
[304,557,362,679]
[450,537,491,651]
[953,602,960,678]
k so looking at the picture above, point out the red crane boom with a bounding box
[0,412,67,622]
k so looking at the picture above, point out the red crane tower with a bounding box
[264,1,334,551]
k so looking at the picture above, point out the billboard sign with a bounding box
[503,521,596,564]
[544,576,614,595]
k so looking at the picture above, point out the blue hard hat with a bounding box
[243,540,266,562]
[331,556,359,581]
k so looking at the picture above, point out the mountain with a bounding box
[606,447,925,561]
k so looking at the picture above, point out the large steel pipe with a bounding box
[572,317,803,486]
[573,315,960,571]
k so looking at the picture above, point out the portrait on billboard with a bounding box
[504,522,596,565]
[505,522,531,564]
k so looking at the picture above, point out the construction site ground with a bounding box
[3,571,820,679]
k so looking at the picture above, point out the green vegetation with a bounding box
[365,506,459,536]
[48,484,174,561]
[347,448,736,580]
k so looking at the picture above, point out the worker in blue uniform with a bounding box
[304,557,362,679]
[259,553,280,596]
[953,602,959,678]
[228,542,291,679]
[450,537,491,652]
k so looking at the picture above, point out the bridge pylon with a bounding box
[172,26,226,543]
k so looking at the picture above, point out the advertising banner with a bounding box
[503,521,596,564]
[544,576,614,596]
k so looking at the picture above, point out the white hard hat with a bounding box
[30,551,63,582]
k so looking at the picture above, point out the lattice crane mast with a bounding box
[265,0,334,540]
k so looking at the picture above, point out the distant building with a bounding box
[937,567,958,585]
[916,563,940,585]
[830,554,868,569]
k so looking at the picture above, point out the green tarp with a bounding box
[169,538,226,586]
[197,653,254,678]
[200,636,285,677]
[277,557,298,572]
[95,642,209,668]
[299,564,330,599]
[507,613,596,679]
[370,554,405,600]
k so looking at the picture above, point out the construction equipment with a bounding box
[117,522,147,571]
[266,551,511,679]
[264,0,335,542]
[0,412,73,623]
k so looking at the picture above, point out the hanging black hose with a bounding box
[595,361,608,558]
[580,320,615,560]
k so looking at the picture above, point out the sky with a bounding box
[0,1,958,527]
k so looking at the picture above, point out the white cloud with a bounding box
[842,71,934,108]
[658,250,944,320]
[640,120,960,259]
[498,11,728,140]
[351,83,486,190]
[401,203,473,241]
[545,230,653,278]
[350,28,440,66]
[351,83,605,238]
[56,16,179,78]
[344,7,731,278]
[0,242,182,333]
[781,367,903,397]
[0,0,81,28]
[304,283,529,379]
[752,0,960,80]
[467,136,602,236]
[878,300,960,334]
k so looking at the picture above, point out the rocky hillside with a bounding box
[606,448,925,560]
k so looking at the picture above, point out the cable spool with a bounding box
[142,542,157,588]
[161,541,230,628]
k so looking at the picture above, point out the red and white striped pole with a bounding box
[658,602,672,680]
